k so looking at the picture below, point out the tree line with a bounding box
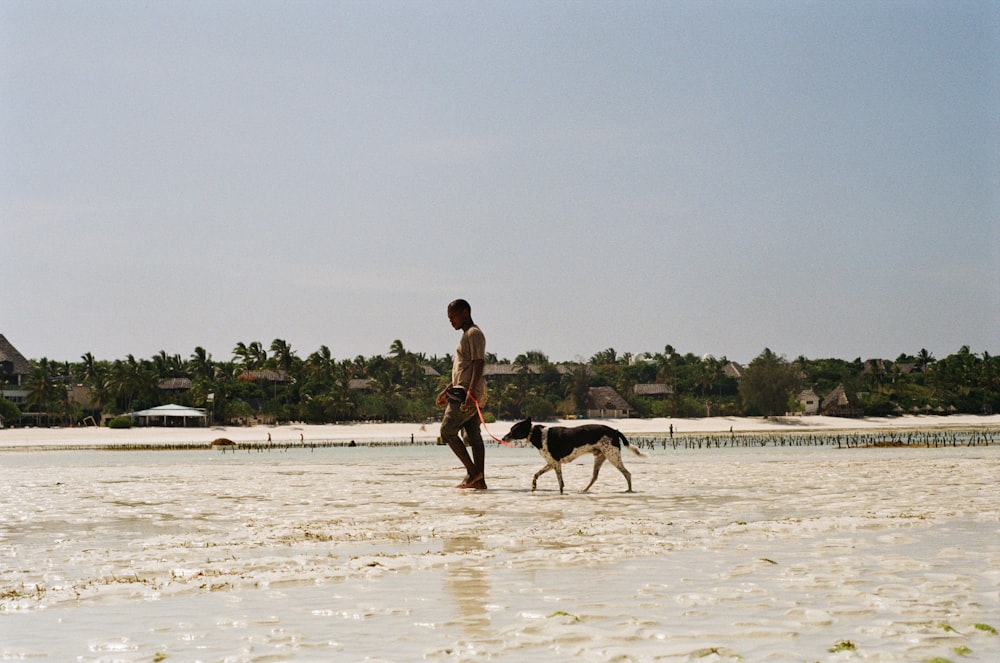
[1,340,997,427]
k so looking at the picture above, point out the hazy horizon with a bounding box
[0,329,990,367]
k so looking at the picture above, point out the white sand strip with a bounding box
[2,413,999,449]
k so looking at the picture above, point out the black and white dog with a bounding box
[502,418,645,494]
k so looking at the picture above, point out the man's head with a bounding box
[447,299,472,330]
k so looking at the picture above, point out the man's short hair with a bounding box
[448,298,471,313]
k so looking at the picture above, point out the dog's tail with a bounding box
[618,431,646,457]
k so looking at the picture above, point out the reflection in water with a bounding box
[443,535,491,637]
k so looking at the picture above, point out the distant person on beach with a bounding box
[435,298,487,489]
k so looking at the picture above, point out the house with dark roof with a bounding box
[158,377,192,394]
[895,362,922,376]
[821,384,860,417]
[585,386,634,418]
[483,364,529,378]
[237,369,291,383]
[633,383,674,399]
[348,378,373,391]
[0,334,33,386]
[0,334,33,409]
[722,362,744,379]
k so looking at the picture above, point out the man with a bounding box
[436,298,487,489]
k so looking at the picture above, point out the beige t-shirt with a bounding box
[452,324,487,404]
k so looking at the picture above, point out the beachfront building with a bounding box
[585,386,634,418]
[126,403,208,427]
[158,377,193,396]
[237,369,291,383]
[633,383,674,400]
[722,361,744,380]
[348,378,373,391]
[821,384,861,417]
[0,334,33,409]
[796,388,821,415]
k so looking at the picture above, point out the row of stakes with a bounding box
[56,428,994,452]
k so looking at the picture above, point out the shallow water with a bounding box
[2,445,998,661]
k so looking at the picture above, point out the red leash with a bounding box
[469,395,520,448]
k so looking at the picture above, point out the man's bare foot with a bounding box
[457,474,487,490]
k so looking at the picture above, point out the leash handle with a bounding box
[468,394,519,448]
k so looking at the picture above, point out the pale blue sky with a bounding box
[3,1,997,365]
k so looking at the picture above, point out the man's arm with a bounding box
[465,358,484,406]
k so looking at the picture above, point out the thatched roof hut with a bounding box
[585,386,634,418]
[821,384,859,417]
[797,388,821,415]
[633,383,674,398]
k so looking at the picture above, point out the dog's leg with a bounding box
[553,463,565,494]
[582,453,605,492]
[606,449,633,492]
[532,464,553,492]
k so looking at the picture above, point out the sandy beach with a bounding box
[2,415,999,661]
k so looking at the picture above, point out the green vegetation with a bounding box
[828,640,857,653]
[0,396,20,425]
[739,348,800,416]
[973,623,997,635]
[8,340,999,426]
[547,610,580,621]
[106,416,133,429]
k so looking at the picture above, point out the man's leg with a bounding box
[456,414,486,489]
[441,402,477,485]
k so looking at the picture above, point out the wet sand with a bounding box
[1,417,998,661]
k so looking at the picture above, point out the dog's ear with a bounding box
[524,418,532,427]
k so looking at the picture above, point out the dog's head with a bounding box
[502,418,537,447]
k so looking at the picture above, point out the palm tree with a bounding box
[152,350,177,377]
[590,348,619,366]
[103,355,156,413]
[73,351,108,412]
[270,338,295,373]
[233,342,252,366]
[561,361,591,415]
[915,348,936,370]
[693,360,716,399]
[79,352,100,383]
[655,345,678,384]
[189,346,214,381]
[249,342,267,368]
[983,351,999,394]
[233,341,267,369]
[306,345,335,377]
[25,358,64,424]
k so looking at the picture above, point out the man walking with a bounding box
[436,299,487,489]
